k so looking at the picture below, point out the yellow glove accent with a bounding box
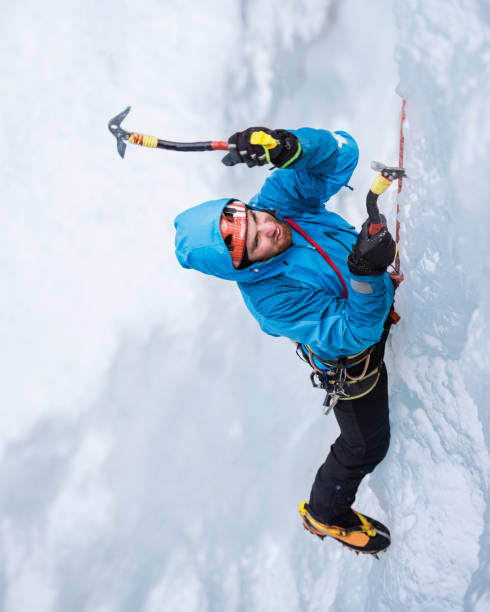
[250,130,279,149]
[370,174,392,195]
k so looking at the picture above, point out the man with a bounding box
[174,126,397,556]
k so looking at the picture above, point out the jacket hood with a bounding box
[174,198,288,282]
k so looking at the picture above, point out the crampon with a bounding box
[299,502,390,559]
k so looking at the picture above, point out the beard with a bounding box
[275,218,293,255]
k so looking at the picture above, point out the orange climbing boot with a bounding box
[299,502,390,557]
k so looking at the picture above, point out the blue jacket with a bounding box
[174,128,394,362]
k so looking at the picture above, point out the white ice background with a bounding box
[1,0,490,610]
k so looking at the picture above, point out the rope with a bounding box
[392,99,406,284]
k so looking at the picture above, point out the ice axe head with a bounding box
[108,106,131,158]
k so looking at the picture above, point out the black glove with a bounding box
[347,216,396,276]
[221,127,301,168]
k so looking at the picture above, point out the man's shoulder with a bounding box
[239,274,303,291]
[239,273,300,295]
[238,274,313,317]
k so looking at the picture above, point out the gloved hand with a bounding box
[347,216,396,276]
[221,127,301,168]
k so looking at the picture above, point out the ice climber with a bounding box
[174,126,399,556]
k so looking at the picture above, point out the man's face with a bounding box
[245,209,292,263]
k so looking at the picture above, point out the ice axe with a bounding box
[107,106,230,159]
[367,161,406,236]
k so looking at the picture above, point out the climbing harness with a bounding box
[297,311,398,414]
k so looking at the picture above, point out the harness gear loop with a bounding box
[322,360,350,414]
[346,353,370,381]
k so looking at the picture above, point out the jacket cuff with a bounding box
[349,273,386,295]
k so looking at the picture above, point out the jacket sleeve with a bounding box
[249,128,359,216]
[239,273,394,358]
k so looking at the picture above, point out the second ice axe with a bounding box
[108,106,229,159]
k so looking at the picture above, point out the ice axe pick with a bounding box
[107,106,230,159]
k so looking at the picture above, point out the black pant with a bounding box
[308,362,390,522]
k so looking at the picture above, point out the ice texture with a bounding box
[1,0,489,610]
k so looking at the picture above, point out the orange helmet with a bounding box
[220,200,247,268]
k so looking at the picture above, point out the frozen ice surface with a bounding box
[1,0,489,610]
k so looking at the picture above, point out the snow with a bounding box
[1,0,489,610]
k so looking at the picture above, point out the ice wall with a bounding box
[389,2,490,610]
[1,1,489,611]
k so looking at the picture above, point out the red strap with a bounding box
[284,217,348,298]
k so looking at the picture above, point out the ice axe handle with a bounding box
[368,222,385,236]
[366,191,384,235]
[210,141,229,151]
[129,133,229,152]
[366,164,406,236]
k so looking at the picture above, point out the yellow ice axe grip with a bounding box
[128,132,159,148]
[250,130,279,149]
[370,173,392,195]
